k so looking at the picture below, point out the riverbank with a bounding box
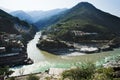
[38,28,120,54]
[37,39,120,55]
[37,34,120,55]
[10,32,120,77]
[0,33,33,67]
[8,68,65,80]
[8,56,120,80]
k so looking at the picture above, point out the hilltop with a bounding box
[40,2,120,40]
[37,2,120,54]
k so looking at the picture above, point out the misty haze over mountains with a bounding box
[27,8,67,22]
[10,8,67,23]
[0,1,120,79]
[10,10,33,23]
[1,2,120,32]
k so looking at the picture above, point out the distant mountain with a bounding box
[0,9,37,41]
[58,2,120,33]
[0,7,12,13]
[10,9,68,28]
[10,10,33,23]
[27,8,67,23]
[38,2,120,41]
[38,2,120,34]
[34,8,67,29]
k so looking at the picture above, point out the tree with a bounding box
[0,66,14,78]
[92,73,110,80]
[62,63,95,80]
[92,67,114,80]
[95,67,114,79]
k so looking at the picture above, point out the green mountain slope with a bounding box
[58,2,120,33]
[0,9,37,41]
[41,2,120,40]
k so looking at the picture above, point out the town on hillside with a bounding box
[37,30,120,55]
[0,32,33,67]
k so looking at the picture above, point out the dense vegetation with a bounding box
[40,2,120,41]
[62,64,120,80]
[0,66,14,78]
[6,63,120,80]
[0,9,37,41]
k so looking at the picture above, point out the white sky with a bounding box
[0,0,82,11]
[0,0,120,17]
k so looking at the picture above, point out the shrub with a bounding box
[113,78,120,80]
[26,74,39,80]
[91,67,114,80]
[62,63,95,80]
[95,67,114,79]
[0,66,14,77]
[92,73,110,80]
[8,77,15,80]
[45,76,51,80]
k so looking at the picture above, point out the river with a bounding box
[11,32,120,76]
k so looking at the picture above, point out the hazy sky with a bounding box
[0,0,120,17]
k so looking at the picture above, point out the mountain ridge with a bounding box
[0,9,37,41]
[39,2,120,41]
[37,2,120,54]
[10,10,33,23]
[27,8,67,23]
[44,2,120,33]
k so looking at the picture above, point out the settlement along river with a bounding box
[11,32,120,76]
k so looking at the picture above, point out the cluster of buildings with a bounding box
[0,33,33,67]
[38,29,120,55]
[71,30,97,37]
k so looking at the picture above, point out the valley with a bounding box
[36,2,120,55]
[10,32,120,77]
[0,1,120,80]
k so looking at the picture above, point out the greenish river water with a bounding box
[11,32,120,76]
